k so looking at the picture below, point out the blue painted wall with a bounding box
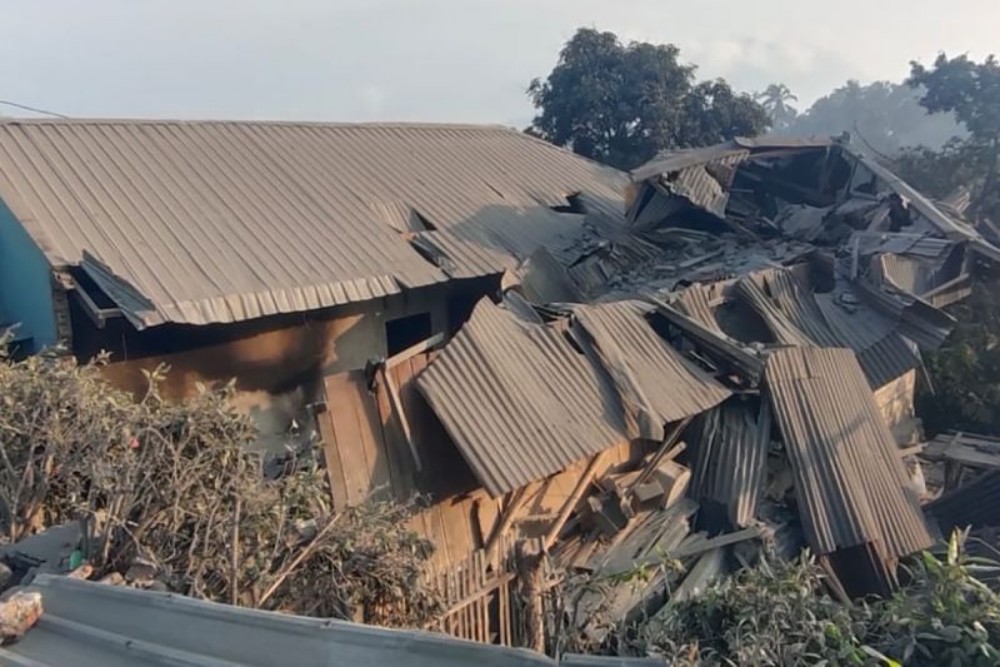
[0,200,57,352]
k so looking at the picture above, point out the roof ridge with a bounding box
[0,117,520,131]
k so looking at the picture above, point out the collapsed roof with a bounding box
[413,134,999,599]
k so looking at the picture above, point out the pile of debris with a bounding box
[411,135,1000,642]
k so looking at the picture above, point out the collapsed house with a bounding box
[0,123,997,648]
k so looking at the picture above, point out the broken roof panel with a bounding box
[689,399,771,530]
[664,266,922,389]
[844,147,981,242]
[0,120,626,327]
[416,298,628,497]
[765,348,932,562]
[630,143,750,182]
[570,300,731,440]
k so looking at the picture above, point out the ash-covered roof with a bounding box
[0,119,625,328]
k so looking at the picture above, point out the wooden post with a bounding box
[543,452,607,551]
[515,540,545,653]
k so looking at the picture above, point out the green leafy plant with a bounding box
[0,336,441,626]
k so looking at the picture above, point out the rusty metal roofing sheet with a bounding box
[0,119,625,327]
[416,298,627,497]
[765,347,932,560]
[570,300,731,440]
[690,399,771,529]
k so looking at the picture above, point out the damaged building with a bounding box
[1,122,999,648]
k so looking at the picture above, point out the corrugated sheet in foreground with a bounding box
[2,575,654,667]
[570,300,730,440]
[765,347,931,560]
[416,298,627,497]
[0,120,626,327]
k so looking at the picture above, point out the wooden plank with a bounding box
[543,452,607,551]
[380,364,422,471]
[322,373,370,505]
[373,373,416,499]
[316,404,349,510]
[477,550,488,644]
[387,332,445,369]
[354,372,393,501]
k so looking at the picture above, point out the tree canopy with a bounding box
[527,28,768,170]
[909,53,1000,221]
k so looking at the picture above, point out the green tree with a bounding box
[909,53,1000,220]
[527,28,768,170]
[755,83,798,132]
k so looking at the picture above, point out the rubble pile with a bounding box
[418,135,1000,641]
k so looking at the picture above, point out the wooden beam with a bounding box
[897,444,925,459]
[386,332,445,369]
[627,416,692,500]
[646,295,765,381]
[378,365,422,472]
[542,451,608,551]
[484,485,531,558]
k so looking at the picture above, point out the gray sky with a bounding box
[1,0,997,126]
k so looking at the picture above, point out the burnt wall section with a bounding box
[90,283,475,453]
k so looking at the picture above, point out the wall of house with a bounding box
[97,286,453,453]
[874,369,917,435]
[0,200,58,352]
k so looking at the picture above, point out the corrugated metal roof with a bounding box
[765,347,932,560]
[848,274,954,350]
[630,143,749,182]
[569,300,731,440]
[3,574,648,667]
[689,399,771,529]
[925,471,1000,537]
[742,270,921,389]
[416,298,628,497]
[0,119,626,327]
[629,150,748,223]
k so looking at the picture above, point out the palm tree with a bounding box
[755,84,799,131]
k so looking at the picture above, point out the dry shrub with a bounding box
[0,338,441,625]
